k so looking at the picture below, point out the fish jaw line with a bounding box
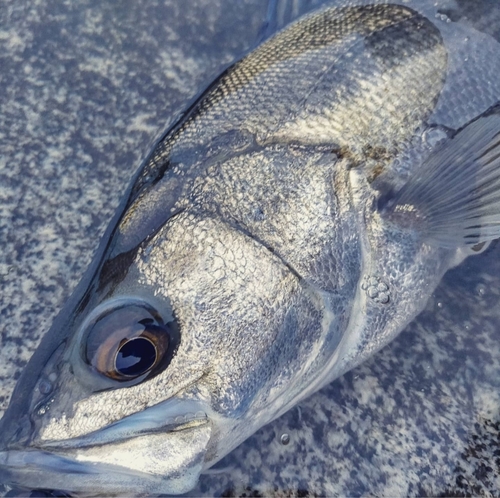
[0,425,210,495]
[35,397,210,450]
[0,399,214,495]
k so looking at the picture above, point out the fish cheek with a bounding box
[137,211,313,419]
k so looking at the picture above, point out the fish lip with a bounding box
[0,447,165,491]
[0,406,213,495]
[0,432,205,495]
[0,448,113,475]
[33,397,210,450]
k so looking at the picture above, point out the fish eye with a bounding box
[115,336,157,377]
[83,302,180,382]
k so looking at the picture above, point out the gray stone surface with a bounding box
[0,0,270,417]
[0,0,499,496]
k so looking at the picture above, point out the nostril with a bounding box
[38,378,53,395]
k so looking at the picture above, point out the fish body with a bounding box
[1,1,500,495]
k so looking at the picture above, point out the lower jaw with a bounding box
[0,424,211,496]
[0,449,186,496]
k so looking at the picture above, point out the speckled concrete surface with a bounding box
[1,0,499,496]
[0,0,271,416]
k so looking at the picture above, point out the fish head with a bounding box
[0,195,328,495]
[6,1,500,494]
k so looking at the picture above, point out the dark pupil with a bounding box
[115,337,157,376]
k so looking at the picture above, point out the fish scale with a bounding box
[119,3,447,263]
[1,1,500,496]
[139,4,446,182]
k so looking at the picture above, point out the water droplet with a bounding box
[422,126,448,148]
[35,397,55,417]
[435,12,450,23]
[464,36,469,42]
[464,56,469,62]
[36,404,49,416]
[476,283,486,296]
[378,292,390,304]
[437,302,443,309]
[280,433,290,445]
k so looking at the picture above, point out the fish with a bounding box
[1,0,500,495]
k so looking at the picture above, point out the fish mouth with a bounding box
[0,399,213,496]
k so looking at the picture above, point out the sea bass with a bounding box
[1,1,500,495]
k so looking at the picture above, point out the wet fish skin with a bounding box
[1,2,500,496]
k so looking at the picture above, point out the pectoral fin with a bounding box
[379,104,500,248]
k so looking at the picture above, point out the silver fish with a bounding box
[1,1,500,495]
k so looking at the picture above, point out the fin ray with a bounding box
[380,105,500,248]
